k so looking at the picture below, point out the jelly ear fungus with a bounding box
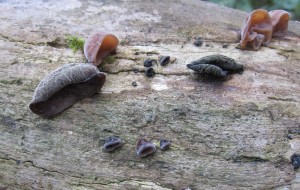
[29,63,106,117]
[269,10,290,37]
[159,139,171,150]
[136,138,156,158]
[84,32,119,66]
[240,9,273,50]
[239,9,289,50]
[102,137,123,152]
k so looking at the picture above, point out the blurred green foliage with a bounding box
[210,0,300,20]
[66,35,85,53]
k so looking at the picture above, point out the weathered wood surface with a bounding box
[1,0,300,189]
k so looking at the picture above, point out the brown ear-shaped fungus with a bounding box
[84,32,119,66]
[29,63,106,117]
[240,9,273,50]
[269,10,289,38]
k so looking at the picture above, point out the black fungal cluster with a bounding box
[143,55,171,77]
[187,54,244,77]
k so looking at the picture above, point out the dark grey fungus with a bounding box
[222,44,228,48]
[193,37,203,47]
[102,137,123,152]
[132,81,137,87]
[29,63,106,117]
[143,59,154,67]
[158,56,170,66]
[159,139,171,150]
[145,68,156,77]
[187,54,243,77]
[291,154,300,169]
[136,138,156,158]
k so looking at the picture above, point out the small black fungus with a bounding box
[133,68,139,73]
[287,134,293,139]
[132,81,137,87]
[158,56,170,66]
[160,139,171,150]
[145,68,156,77]
[144,59,154,67]
[291,154,300,169]
[194,37,203,47]
[136,138,156,158]
[187,54,243,77]
[102,136,123,152]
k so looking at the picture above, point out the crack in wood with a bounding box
[0,156,82,179]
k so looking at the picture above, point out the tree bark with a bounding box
[0,0,300,189]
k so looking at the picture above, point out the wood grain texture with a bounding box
[0,0,300,189]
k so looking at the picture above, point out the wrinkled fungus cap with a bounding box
[136,138,156,158]
[269,10,289,38]
[29,63,106,117]
[240,9,273,50]
[84,32,119,66]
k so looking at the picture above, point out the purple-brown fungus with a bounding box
[102,137,123,152]
[136,138,156,158]
[240,9,273,50]
[29,63,106,117]
[159,139,171,150]
[84,32,119,66]
[269,10,290,38]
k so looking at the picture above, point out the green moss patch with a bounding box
[66,35,85,53]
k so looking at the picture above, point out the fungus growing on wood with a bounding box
[102,137,123,152]
[84,32,119,66]
[136,138,156,158]
[159,139,171,150]
[239,9,289,50]
[187,54,243,77]
[269,10,290,38]
[29,63,106,117]
[240,9,273,50]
